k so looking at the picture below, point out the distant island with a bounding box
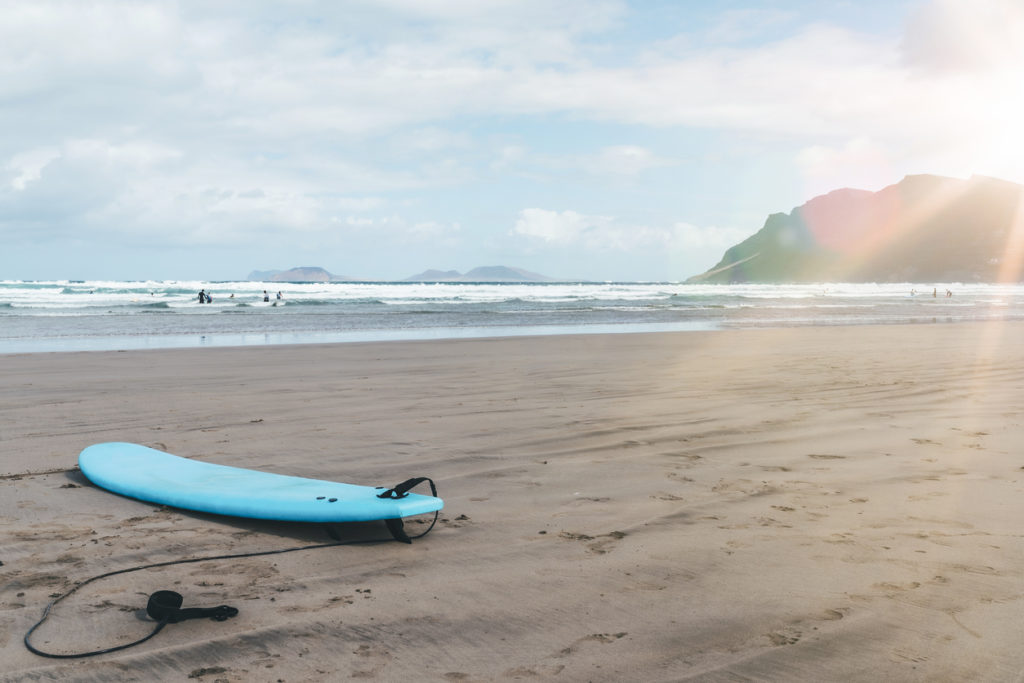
[402,266,556,282]
[248,267,351,282]
[688,174,1024,283]
[248,265,557,283]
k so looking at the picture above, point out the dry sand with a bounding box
[3,323,1024,681]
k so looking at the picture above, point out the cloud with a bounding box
[512,208,750,254]
[0,1,986,168]
[0,135,392,247]
[524,25,903,138]
[513,208,597,245]
[409,220,461,244]
[396,127,472,153]
[0,0,907,148]
[795,137,895,196]
[589,145,674,176]
[4,1,1019,149]
[499,145,673,179]
[902,0,1024,72]
[361,0,626,66]
[669,222,753,250]
[65,139,184,168]
[491,145,527,171]
[6,148,60,191]
[703,8,798,45]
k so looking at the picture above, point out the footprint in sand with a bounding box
[503,665,566,677]
[558,530,628,554]
[873,581,921,593]
[558,529,628,553]
[755,516,793,528]
[764,608,849,648]
[766,628,801,646]
[555,632,629,657]
[188,666,229,679]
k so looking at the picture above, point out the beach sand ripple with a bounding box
[3,324,1024,680]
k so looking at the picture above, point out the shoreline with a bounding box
[0,314,1005,356]
[0,320,720,356]
[4,322,1024,679]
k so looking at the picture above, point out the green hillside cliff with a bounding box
[688,174,1024,283]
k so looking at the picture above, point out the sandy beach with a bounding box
[3,323,1024,681]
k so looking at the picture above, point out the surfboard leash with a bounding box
[375,476,440,543]
[23,535,384,659]
[24,477,443,659]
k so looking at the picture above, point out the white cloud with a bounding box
[0,0,984,168]
[340,216,374,227]
[703,9,798,45]
[4,0,1022,151]
[669,222,752,250]
[513,208,747,254]
[902,0,1024,72]
[589,145,674,176]
[6,148,60,190]
[362,0,625,66]
[0,2,189,104]
[513,208,596,245]
[524,25,903,137]
[0,0,908,147]
[502,145,673,179]
[64,139,184,167]
[398,127,471,153]
[335,197,385,212]
[491,145,527,170]
[410,220,461,242]
[795,137,895,196]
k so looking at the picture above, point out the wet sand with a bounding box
[3,323,1024,681]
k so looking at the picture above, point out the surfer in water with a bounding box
[198,289,207,304]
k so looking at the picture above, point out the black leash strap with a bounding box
[377,477,440,544]
[376,476,437,500]
[146,590,238,624]
[24,590,238,659]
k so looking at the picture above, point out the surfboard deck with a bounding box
[78,442,443,523]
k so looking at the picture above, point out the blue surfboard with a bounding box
[78,443,443,532]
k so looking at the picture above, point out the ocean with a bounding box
[2,279,1022,354]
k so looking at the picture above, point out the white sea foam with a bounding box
[2,280,1023,353]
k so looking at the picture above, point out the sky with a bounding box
[3,0,1024,282]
